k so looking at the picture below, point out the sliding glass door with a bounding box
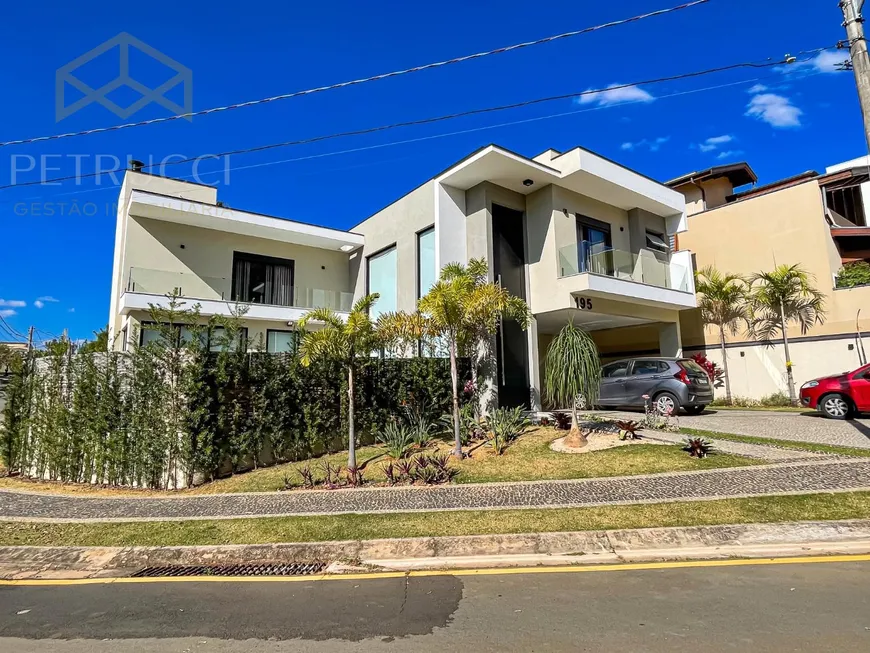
[577,219,613,276]
[231,252,294,306]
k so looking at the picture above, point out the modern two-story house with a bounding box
[351,144,693,410]
[108,144,695,410]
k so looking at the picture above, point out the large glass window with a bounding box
[267,329,298,353]
[232,252,294,306]
[576,217,613,275]
[417,226,436,299]
[367,245,397,318]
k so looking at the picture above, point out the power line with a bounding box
[5,67,819,207]
[0,50,836,191]
[0,315,27,342]
[0,1,711,149]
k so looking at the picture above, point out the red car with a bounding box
[800,363,870,419]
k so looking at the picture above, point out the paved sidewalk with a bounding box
[590,409,870,449]
[2,459,870,522]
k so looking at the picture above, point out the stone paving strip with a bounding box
[2,459,870,523]
[640,431,833,461]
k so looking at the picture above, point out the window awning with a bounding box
[646,232,669,251]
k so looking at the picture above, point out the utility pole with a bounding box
[841,0,870,149]
[26,326,33,354]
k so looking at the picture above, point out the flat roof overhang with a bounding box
[435,146,684,218]
[128,190,365,252]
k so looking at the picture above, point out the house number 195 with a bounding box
[575,297,593,310]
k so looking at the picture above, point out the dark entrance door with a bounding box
[492,204,530,408]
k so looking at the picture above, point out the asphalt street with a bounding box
[1,559,869,651]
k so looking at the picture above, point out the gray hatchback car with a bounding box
[597,357,714,415]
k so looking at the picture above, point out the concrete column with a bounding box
[526,317,541,411]
[659,321,682,358]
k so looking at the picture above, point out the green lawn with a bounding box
[3,492,870,547]
[681,427,870,459]
[0,427,759,495]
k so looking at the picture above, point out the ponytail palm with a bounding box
[543,321,601,447]
[747,264,826,404]
[298,293,381,470]
[695,266,749,405]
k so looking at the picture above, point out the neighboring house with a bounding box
[108,171,363,353]
[109,144,695,410]
[352,144,693,410]
[669,158,870,399]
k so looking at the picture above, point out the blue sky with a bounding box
[0,0,861,342]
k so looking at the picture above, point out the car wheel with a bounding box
[684,405,706,415]
[819,393,851,420]
[653,392,681,416]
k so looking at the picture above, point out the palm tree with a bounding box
[747,264,826,404]
[543,321,601,448]
[298,294,381,470]
[413,258,530,458]
[694,266,749,405]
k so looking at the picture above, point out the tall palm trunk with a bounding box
[449,337,462,458]
[779,303,797,405]
[346,363,357,470]
[719,325,732,405]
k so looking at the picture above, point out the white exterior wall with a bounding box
[351,181,436,312]
[693,337,867,400]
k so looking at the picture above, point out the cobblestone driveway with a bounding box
[2,459,870,522]
[591,410,870,449]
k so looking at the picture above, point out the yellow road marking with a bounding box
[2,553,870,586]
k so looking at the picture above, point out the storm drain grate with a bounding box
[132,562,327,577]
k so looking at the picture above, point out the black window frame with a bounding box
[575,214,613,274]
[138,321,248,351]
[230,250,295,306]
[266,328,299,354]
[416,225,435,301]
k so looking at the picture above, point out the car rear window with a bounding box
[678,359,707,375]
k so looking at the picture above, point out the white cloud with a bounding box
[779,50,848,75]
[812,50,847,73]
[0,299,26,308]
[747,83,768,93]
[716,150,744,160]
[34,296,59,309]
[698,135,734,152]
[0,309,16,318]
[620,136,669,152]
[746,93,803,128]
[577,84,655,107]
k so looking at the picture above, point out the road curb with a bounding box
[3,519,870,578]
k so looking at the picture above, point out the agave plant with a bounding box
[549,412,571,431]
[614,420,642,441]
[486,406,531,455]
[683,437,715,458]
[377,421,414,459]
[297,463,316,489]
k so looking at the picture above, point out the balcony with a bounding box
[554,242,695,309]
[121,267,353,320]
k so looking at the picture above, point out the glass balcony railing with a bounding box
[557,243,691,292]
[125,267,353,312]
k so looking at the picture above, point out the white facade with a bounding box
[108,145,695,408]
